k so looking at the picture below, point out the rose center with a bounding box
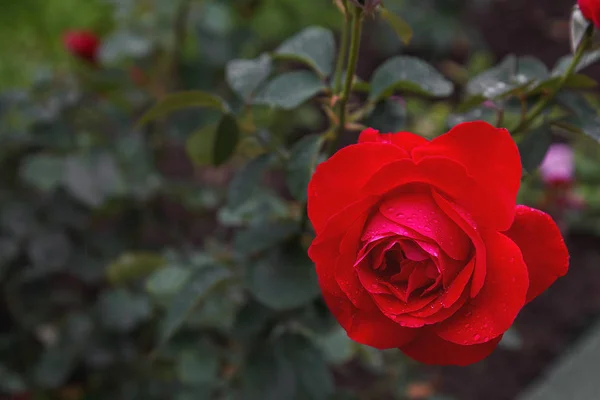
[369,242,441,301]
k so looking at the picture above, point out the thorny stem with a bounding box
[301,4,364,234]
[333,0,350,94]
[511,28,592,135]
[328,5,364,155]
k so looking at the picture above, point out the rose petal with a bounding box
[323,290,419,349]
[308,143,407,233]
[336,215,375,309]
[400,330,502,366]
[432,190,486,296]
[435,232,528,345]
[410,258,475,319]
[309,198,376,299]
[412,121,521,231]
[504,205,569,303]
[379,192,471,260]
[361,156,509,232]
[359,128,428,153]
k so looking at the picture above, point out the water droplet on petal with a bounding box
[474,333,481,341]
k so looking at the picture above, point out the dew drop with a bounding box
[474,333,481,341]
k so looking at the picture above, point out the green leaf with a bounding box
[63,153,125,208]
[564,74,598,89]
[107,251,167,284]
[557,92,600,141]
[137,91,228,127]
[0,365,26,394]
[159,266,232,345]
[233,300,275,340]
[146,265,193,297]
[254,71,326,110]
[176,341,220,385]
[318,327,355,365]
[286,135,323,202]
[187,286,237,332]
[448,106,496,128]
[369,56,453,101]
[214,114,240,166]
[19,154,64,191]
[274,26,336,77]
[0,238,19,280]
[552,49,600,76]
[379,8,412,45]
[247,247,320,311]
[226,54,273,101]
[277,334,335,400]
[517,125,552,173]
[98,288,151,333]
[366,98,407,132]
[34,343,78,389]
[186,124,217,166]
[186,115,240,167]
[228,154,272,209]
[27,230,71,272]
[456,94,488,113]
[234,221,299,255]
[466,55,517,98]
[239,341,296,400]
[467,55,550,99]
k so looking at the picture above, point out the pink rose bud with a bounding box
[539,144,575,187]
[63,30,100,64]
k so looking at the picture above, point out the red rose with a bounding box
[308,121,569,366]
[579,0,600,28]
[63,30,100,64]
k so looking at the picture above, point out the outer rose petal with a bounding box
[361,156,509,233]
[412,121,522,230]
[400,330,502,366]
[308,143,407,233]
[504,205,569,303]
[323,291,418,349]
[359,128,428,152]
[435,232,528,345]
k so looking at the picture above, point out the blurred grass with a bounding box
[0,0,111,89]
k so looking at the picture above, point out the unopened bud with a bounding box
[348,0,382,14]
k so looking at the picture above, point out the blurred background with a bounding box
[1,0,600,399]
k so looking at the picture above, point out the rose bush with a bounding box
[308,121,570,365]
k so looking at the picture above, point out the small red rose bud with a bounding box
[63,30,100,64]
[578,0,600,29]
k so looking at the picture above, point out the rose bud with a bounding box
[539,143,575,188]
[308,121,569,365]
[579,0,600,29]
[63,30,100,64]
